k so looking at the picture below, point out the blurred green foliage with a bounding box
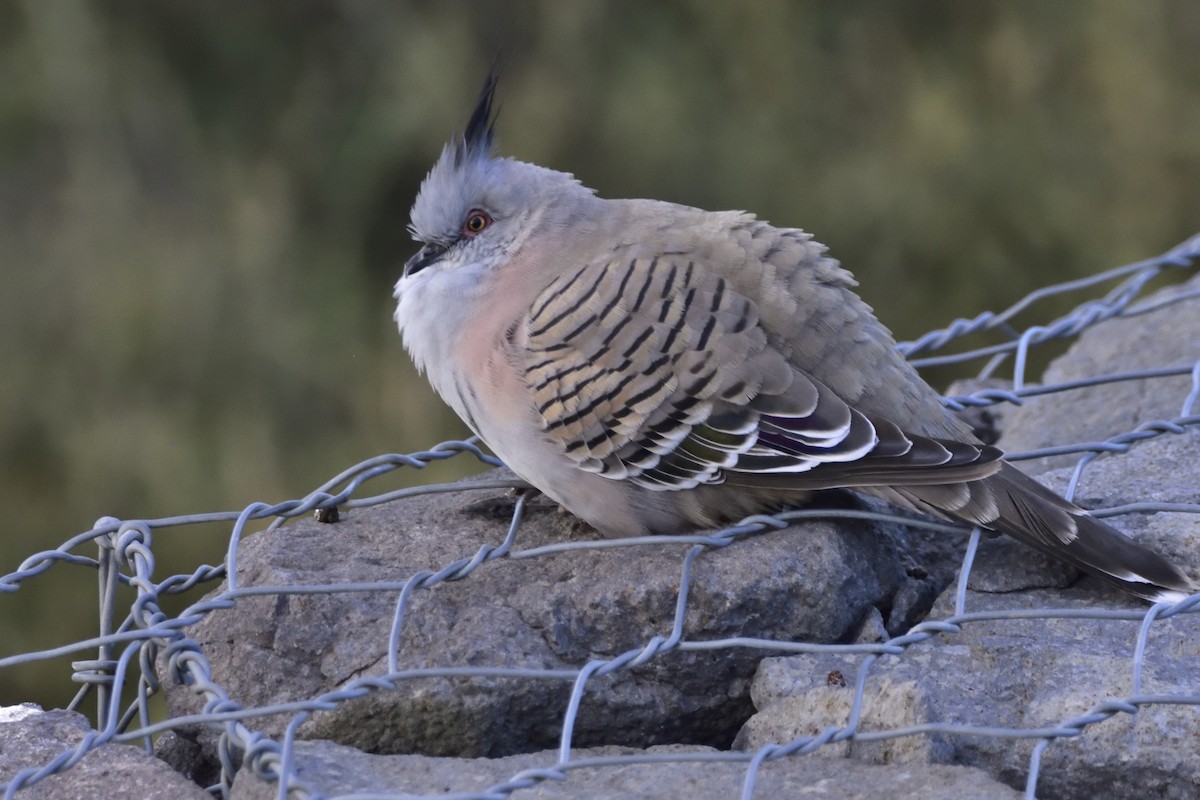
[2,1,1199,710]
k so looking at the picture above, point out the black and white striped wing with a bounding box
[520,256,1000,492]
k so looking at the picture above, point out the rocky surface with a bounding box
[0,706,209,800]
[998,272,1200,474]
[159,474,912,770]
[229,741,1024,800]
[737,583,1200,799]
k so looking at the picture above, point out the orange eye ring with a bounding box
[463,209,491,236]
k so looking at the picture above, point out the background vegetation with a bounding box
[3,1,1199,710]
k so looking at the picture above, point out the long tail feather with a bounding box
[901,464,1194,603]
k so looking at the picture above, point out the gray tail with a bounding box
[902,463,1195,603]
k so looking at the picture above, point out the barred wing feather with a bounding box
[521,256,1001,491]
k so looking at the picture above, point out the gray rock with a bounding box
[737,584,1200,799]
[154,729,218,790]
[853,605,889,644]
[1034,426,1200,511]
[228,740,1023,800]
[1000,272,1200,474]
[0,706,208,800]
[850,493,974,619]
[885,574,943,634]
[160,471,906,770]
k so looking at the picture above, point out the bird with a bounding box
[393,71,1194,604]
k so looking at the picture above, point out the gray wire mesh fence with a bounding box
[3,232,1200,800]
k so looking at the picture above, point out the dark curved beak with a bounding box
[403,243,447,277]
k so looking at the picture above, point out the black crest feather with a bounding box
[456,65,500,167]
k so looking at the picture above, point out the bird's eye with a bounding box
[462,209,492,236]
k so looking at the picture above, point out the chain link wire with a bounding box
[3,233,1199,799]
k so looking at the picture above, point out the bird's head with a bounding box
[402,70,597,279]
